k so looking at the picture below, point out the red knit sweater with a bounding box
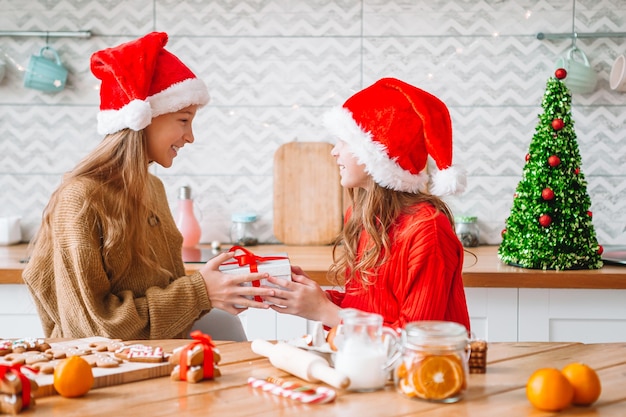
[326,203,470,332]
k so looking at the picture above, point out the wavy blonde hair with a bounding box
[31,129,165,282]
[329,183,455,288]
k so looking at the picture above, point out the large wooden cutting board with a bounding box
[29,337,177,397]
[273,142,343,245]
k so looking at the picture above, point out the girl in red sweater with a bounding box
[266,78,471,332]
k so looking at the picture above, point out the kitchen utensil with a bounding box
[555,46,597,94]
[610,54,626,92]
[273,141,343,245]
[251,339,349,389]
[23,46,68,93]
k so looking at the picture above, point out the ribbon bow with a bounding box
[223,246,288,302]
[0,364,38,408]
[180,330,216,381]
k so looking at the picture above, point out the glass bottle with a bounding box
[394,321,470,403]
[175,186,201,248]
[455,216,479,247]
[230,212,258,246]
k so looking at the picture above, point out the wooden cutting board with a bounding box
[28,337,176,397]
[273,142,343,245]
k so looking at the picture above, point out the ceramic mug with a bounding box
[610,54,626,92]
[555,46,597,94]
[23,46,68,93]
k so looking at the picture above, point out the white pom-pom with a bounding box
[430,165,467,196]
[124,99,152,131]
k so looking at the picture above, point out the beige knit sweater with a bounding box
[22,174,212,340]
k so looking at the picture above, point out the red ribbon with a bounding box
[180,330,216,381]
[222,246,288,303]
[0,364,38,409]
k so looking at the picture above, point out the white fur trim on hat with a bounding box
[97,99,152,136]
[430,164,467,196]
[324,106,429,193]
[148,77,209,119]
[96,78,209,136]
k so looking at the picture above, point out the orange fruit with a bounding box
[53,356,95,398]
[561,362,602,406]
[411,355,464,400]
[526,368,573,411]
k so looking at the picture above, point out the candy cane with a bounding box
[247,377,336,404]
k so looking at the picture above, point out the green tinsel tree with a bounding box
[498,68,603,270]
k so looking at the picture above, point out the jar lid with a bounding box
[455,216,477,223]
[232,212,258,223]
[403,320,468,347]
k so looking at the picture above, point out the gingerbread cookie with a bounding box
[169,331,221,383]
[89,339,125,353]
[2,351,52,367]
[115,344,166,363]
[83,353,123,368]
[0,365,38,414]
[0,341,12,356]
[10,339,50,354]
[45,346,92,360]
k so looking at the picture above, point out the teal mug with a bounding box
[23,46,68,93]
[555,46,597,94]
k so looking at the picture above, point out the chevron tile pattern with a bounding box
[1,0,625,248]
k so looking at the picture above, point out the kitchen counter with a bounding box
[2,243,626,288]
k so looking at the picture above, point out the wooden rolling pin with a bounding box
[251,339,350,389]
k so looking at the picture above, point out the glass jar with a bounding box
[455,216,479,247]
[230,212,258,246]
[394,321,469,403]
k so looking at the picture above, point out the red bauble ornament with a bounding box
[598,245,604,255]
[525,153,530,162]
[587,211,593,217]
[541,188,555,201]
[551,118,564,131]
[548,155,561,167]
[575,167,580,175]
[501,229,506,237]
[539,214,552,227]
[555,68,567,79]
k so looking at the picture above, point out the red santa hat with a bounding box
[324,77,466,196]
[90,32,210,135]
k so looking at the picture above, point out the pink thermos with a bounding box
[176,185,201,248]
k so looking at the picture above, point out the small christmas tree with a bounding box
[498,68,603,270]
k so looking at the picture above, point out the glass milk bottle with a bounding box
[175,185,201,248]
[333,309,400,392]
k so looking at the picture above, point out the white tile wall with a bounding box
[1,0,625,246]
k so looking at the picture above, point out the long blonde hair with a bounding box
[31,129,163,281]
[329,183,455,287]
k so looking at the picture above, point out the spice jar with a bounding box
[230,212,258,246]
[455,216,479,247]
[394,321,469,403]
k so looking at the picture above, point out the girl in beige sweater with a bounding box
[22,32,275,340]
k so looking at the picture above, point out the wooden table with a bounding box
[4,244,626,288]
[25,340,626,416]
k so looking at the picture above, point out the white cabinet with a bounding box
[465,288,518,342]
[238,309,309,341]
[518,289,626,343]
[0,284,44,338]
[465,288,626,343]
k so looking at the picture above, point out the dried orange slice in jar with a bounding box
[410,354,465,401]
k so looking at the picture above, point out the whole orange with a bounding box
[53,356,95,398]
[561,362,602,406]
[526,368,574,411]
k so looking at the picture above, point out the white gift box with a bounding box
[219,251,291,305]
